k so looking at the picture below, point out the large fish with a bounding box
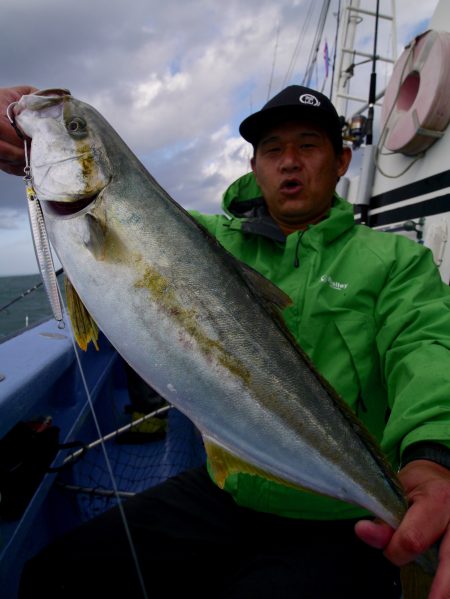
[11,90,430,565]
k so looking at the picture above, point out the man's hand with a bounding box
[355,459,450,598]
[0,85,37,175]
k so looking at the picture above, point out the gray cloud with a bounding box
[0,172,24,215]
[0,0,440,274]
[0,0,315,217]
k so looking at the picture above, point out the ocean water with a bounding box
[0,274,65,342]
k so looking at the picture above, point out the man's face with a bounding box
[251,120,352,235]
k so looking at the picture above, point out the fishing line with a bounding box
[6,101,149,599]
[46,201,150,598]
[37,203,151,599]
[302,0,332,88]
[281,0,315,87]
[329,0,341,100]
[63,293,150,599]
[31,151,96,168]
[267,22,280,101]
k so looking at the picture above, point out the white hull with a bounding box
[338,0,450,284]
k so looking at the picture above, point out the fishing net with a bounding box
[56,370,205,522]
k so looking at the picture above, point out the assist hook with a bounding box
[6,101,24,140]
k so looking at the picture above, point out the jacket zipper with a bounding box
[293,230,306,268]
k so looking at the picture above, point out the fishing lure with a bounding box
[6,102,64,328]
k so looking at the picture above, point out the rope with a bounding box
[302,0,333,88]
[281,0,316,87]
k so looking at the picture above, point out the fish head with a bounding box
[15,89,111,210]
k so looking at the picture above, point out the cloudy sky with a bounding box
[0,0,439,275]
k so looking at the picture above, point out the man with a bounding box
[1,84,450,598]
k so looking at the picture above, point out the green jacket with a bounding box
[190,172,450,519]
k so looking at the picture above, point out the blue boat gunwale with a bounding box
[0,318,205,597]
[0,319,119,588]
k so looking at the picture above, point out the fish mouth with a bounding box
[15,88,71,116]
[8,89,72,139]
[34,88,71,97]
[42,190,103,218]
[13,89,72,138]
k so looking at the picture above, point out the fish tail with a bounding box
[400,561,434,599]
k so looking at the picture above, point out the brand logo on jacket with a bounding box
[320,274,348,290]
[299,93,320,107]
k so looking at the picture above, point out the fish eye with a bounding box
[66,117,87,135]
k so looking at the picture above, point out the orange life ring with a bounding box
[381,30,450,156]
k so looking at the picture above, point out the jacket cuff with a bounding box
[401,441,450,471]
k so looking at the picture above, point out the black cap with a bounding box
[239,85,343,152]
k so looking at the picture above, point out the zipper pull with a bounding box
[293,230,305,268]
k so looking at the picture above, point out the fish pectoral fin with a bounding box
[234,261,292,311]
[64,277,99,351]
[82,212,106,260]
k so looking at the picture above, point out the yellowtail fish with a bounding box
[13,90,437,593]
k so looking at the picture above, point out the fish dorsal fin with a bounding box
[233,261,292,312]
[64,277,99,351]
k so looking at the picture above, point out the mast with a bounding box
[332,0,397,225]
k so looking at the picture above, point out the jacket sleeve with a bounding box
[374,236,450,463]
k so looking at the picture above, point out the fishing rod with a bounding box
[365,0,380,147]
[0,268,64,314]
[359,0,380,225]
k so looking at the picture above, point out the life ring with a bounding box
[380,30,450,156]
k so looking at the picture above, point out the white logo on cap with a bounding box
[299,93,320,107]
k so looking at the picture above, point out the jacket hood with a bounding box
[222,172,264,217]
[222,172,355,245]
